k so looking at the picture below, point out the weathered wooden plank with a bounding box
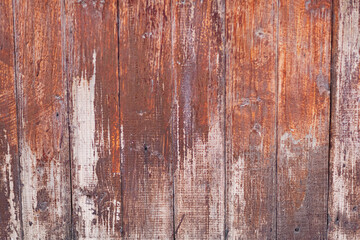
[65,0,121,238]
[329,1,360,238]
[277,0,331,238]
[118,1,174,238]
[225,0,277,239]
[0,0,22,239]
[13,0,71,238]
[172,0,225,239]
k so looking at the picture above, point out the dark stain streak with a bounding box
[35,188,49,213]
[173,214,185,237]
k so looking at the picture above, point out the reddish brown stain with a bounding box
[13,0,72,238]
[226,0,277,238]
[277,0,331,238]
[119,1,173,238]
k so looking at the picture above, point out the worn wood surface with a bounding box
[1,0,360,239]
[119,0,173,238]
[225,0,277,238]
[65,0,122,238]
[329,0,360,239]
[172,0,226,239]
[0,0,22,239]
[277,0,332,239]
[13,0,72,238]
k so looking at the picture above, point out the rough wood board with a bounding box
[225,0,277,239]
[277,0,331,238]
[119,0,174,238]
[329,0,360,238]
[13,0,72,238]
[0,0,22,239]
[172,0,225,239]
[65,0,122,238]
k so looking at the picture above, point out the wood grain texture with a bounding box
[119,0,174,238]
[329,0,360,238]
[172,0,225,239]
[0,0,22,239]
[13,0,71,238]
[225,0,277,239]
[65,0,122,238]
[277,0,331,238]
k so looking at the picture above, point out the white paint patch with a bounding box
[228,146,246,238]
[1,131,19,239]
[21,143,47,240]
[72,50,117,238]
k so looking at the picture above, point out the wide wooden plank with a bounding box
[277,0,331,238]
[329,1,360,238]
[172,0,225,239]
[0,0,22,239]
[13,0,71,238]
[65,0,121,238]
[225,0,277,239]
[119,1,174,238]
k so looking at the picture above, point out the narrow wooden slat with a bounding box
[0,0,22,239]
[225,0,277,238]
[172,0,225,238]
[13,0,71,238]
[119,1,174,238]
[277,0,331,238]
[65,0,121,238]
[329,1,360,238]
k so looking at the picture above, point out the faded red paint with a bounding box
[119,1,174,238]
[277,0,331,238]
[226,0,277,238]
[13,0,71,238]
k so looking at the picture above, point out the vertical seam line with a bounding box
[11,0,24,238]
[327,0,335,237]
[223,0,227,239]
[275,0,280,239]
[60,0,73,238]
[116,0,124,238]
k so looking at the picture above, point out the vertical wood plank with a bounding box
[0,0,22,239]
[13,0,71,238]
[277,0,331,238]
[65,0,121,238]
[172,0,225,239]
[329,1,360,238]
[225,0,277,238]
[119,1,174,238]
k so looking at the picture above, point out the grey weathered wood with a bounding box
[329,0,360,238]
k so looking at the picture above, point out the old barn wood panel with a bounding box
[329,0,360,239]
[13,0,72,239]
[1,0,360,239]
[277,0,331,238]
[0,0,21,239]
[225,0,277,239]
[172,0,226,239]
[118,0,173,238]
[65,0,121,238]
